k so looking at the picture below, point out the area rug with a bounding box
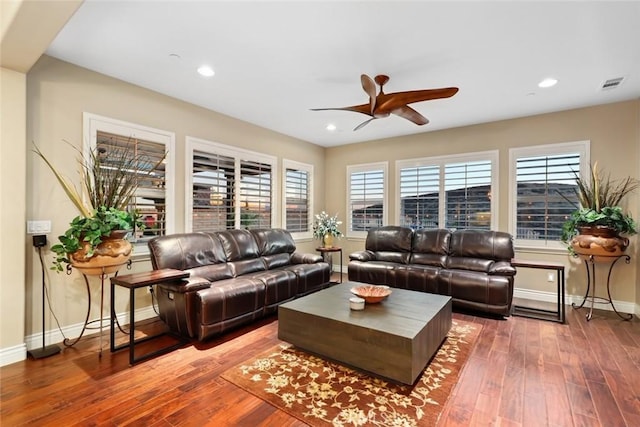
[221,320,481,426]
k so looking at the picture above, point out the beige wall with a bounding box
[0,67,27,358]
[23,55,326,338]
[326,100,640,304]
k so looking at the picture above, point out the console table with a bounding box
[110,269,190,364]
[511,259,565,323]
[316,246,342,284]
[572,254,632,321]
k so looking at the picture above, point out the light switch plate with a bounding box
[27,220,52,234]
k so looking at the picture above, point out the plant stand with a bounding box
[571,254,632,321]
[63,261,131,356]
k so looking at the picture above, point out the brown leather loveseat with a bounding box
[148,228,331,341]
[348,226,516,316]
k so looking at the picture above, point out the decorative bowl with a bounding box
[350,285,392,304]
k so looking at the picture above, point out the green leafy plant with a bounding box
[312,211,344,240]
[50,207,140,272]
[33,141,165,271]
[560,162,639,247]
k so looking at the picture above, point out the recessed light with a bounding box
[197,65,215,77]
[538,78,558,88]
[326,124,336,131]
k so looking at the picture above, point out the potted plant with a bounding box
[312,211,343,248]
[33,142,165,274]
[560,162,639,257]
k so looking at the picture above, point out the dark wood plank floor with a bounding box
[2,282,639,426]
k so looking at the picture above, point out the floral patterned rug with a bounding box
[222,320,481,426]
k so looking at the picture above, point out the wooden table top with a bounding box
[110,269,189,288]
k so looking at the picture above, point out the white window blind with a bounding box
[187,138,276,232]
[192,150,235,232]
[397,152,496,231]
[399,165,440,229]
[444,160,492,230]
[96,130,168,241]
[348,165,386,234]
[239,159,272,229]
[285,168,310,233]
[515,153,581,241]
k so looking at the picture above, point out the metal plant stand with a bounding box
[63,261,131,356]
[572,254,632,321]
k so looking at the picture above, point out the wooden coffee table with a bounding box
[278,282,452,384]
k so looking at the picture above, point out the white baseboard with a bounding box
[0,305,158,367]
[514,287,637,317]
[0,343,28,367]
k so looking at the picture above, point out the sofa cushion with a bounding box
[217,229,260,261]
[448,230,514,260]
[446,230,514,272]
[366,226,413,252]
[284,263,331,296]
[393,264,440,293]
[348,260,396,286]
[187,264,233,283]
[228,258,267,277]
[196,277,265,326]
[438,269,513,316]
[250,269,298,312]
[365,226,413,264]
[410,229,451,267]
[251,229,296,255]
[262,253,292,269]
[148,232,227,270]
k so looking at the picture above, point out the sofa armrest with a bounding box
[489,261,517,276]
[158,276,211,293]
[349,250,375,262]
[291,252,324,264]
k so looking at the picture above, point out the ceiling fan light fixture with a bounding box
[326,124,337,131]
[197,65,215,77]
[538,77,558,88]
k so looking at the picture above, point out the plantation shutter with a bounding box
[96,131,167,240]
[239,159,272,229]
[192,150,235,232]
[349,169,384,232]
[399,165,440,229]
[516,153,581,240]
[444,160,493,230]
[285,168,310,232]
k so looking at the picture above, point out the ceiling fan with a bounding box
[312,74,459,131]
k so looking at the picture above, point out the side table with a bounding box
[511,259,565,323]
[110,269,190,365]
[316,246,343,284]
[572,254,632,321]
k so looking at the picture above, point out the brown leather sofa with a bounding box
[148,228,331,341]
[348,226,516,316]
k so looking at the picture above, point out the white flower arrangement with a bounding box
[312,211,343,240]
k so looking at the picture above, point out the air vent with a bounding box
[601,77,624,90]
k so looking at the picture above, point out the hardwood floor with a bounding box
[2,282,639,426]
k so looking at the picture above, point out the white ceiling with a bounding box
[46,1,640,147]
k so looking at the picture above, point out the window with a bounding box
[84,113,175,255]
[186,138,277,232]
[347,162,388,238]
[283,159,313,239]
[510,141,590,248]
[397,152,498,231]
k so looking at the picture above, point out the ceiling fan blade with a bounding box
[354,117,376,131]
[392,106,429,126]
[379,87,459,112]
[310,103,372,117]
[360,74,377,114]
